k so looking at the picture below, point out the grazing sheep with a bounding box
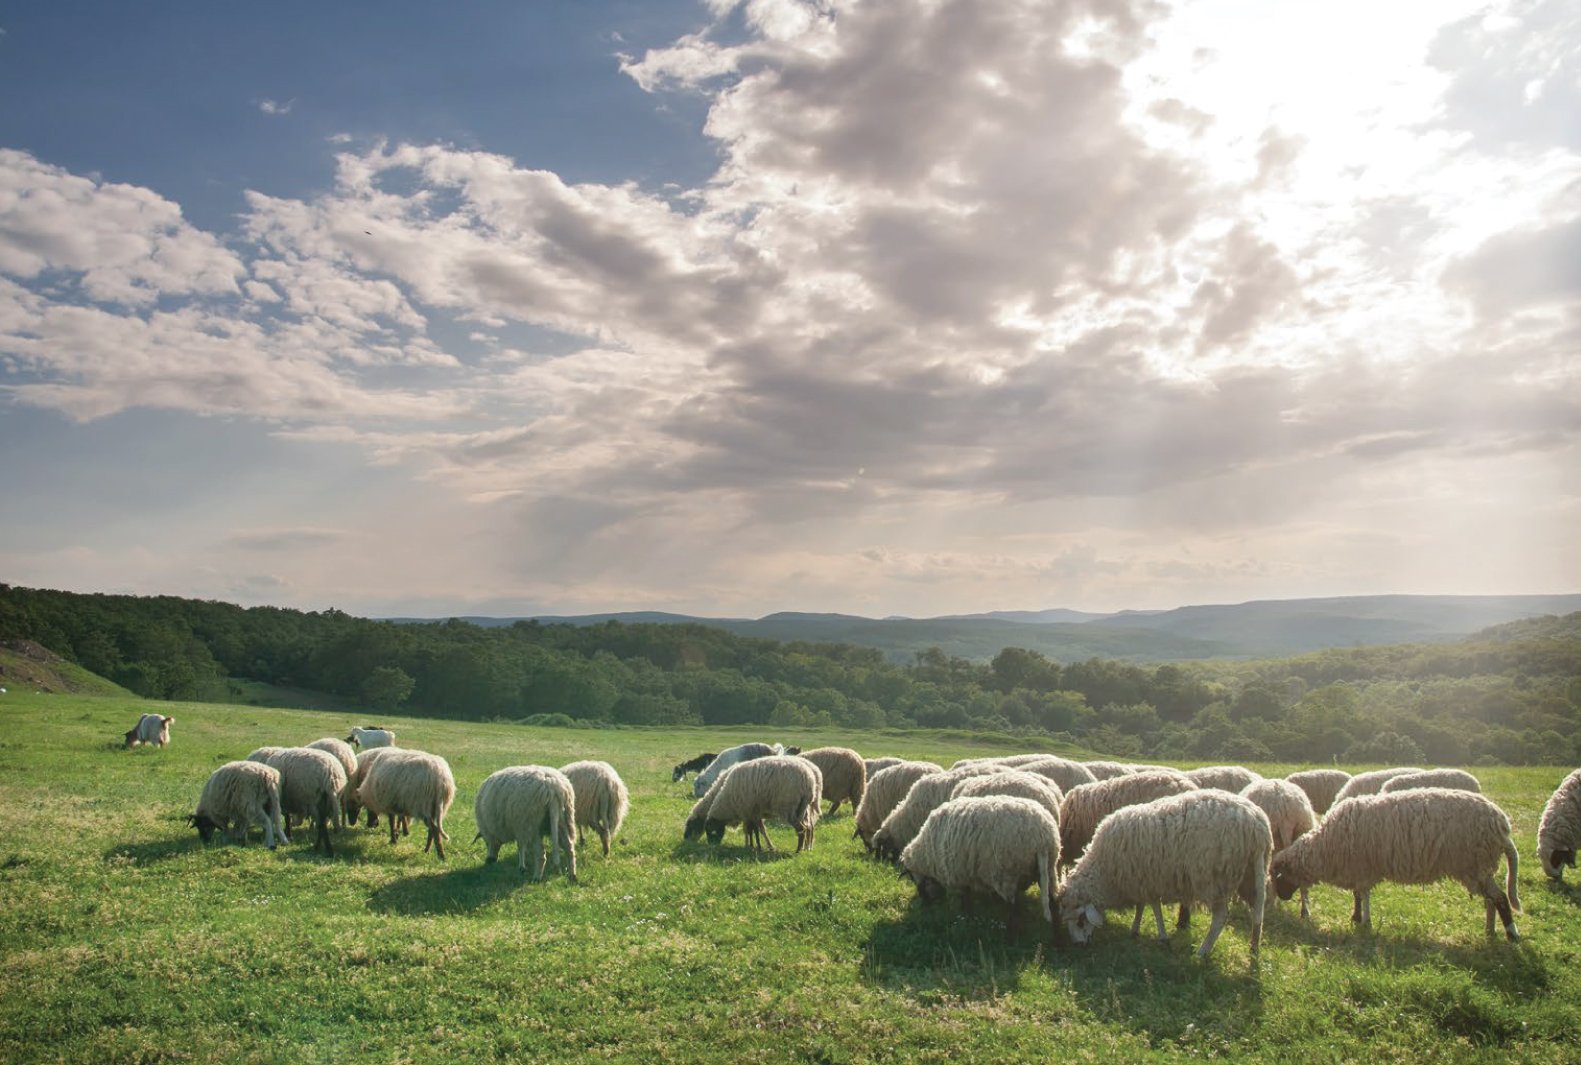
[671,752,716,783]
[797,747,867,816]
[123,713,173,749]
[1286,769,1352,817]
[1059,771,1199,867]
[1380,768,1482,794]
[1538,768,1581,880]
[1270,788,1521,940]
[854,761,943,849]
[901,796,1061,942]
[1240,778,1318,917]
[1333,767,1423,803]
[870,764,1011,862]
[864,756,904,778]
[350,750,455,861]
[1186,765,1263,793]
[346,746,407,830]
[306,737,358,823]
[345,726,396,749]
[474,765,577,881]
[1081,761,1135,781]
[691,742,782,799]
[951,770,1063,820]
[187,760,287,849]
[264,747,347,854]
[245,746,292,764]
[1014,756,1097,795]
[1060,790,1272,964]
[687,756,822,854]
[560,760,629,858]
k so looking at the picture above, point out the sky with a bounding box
[1,0,1578,620]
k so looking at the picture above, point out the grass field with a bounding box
[1,692,1578,1063]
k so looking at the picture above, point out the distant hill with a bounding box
[0,639,133,697]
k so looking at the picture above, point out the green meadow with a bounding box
[1,692,1578,1063]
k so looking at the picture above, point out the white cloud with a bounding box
[259,98,295,116]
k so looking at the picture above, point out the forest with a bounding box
[2,583,1578,765]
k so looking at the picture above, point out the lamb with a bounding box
[691,741,782,799]
[1537,768,1581,880]
[1081,761,1136,781]
[560,759,629,858]
[1285,769,1352,816]
[853,761,943,849]
[901,796,1061,942]
[951,769,1063,820]
[685,755,822,853]
[123,713,173,749]
[349,749,455,861]
[864,756,904,778]
[473,765,577,881]
[345,726,396,749]
[306,737,358,823]
[1239,778,1318,917]
[1333,767,1423,802]
[1186,765,1263,793]
[870,764,1011,862]
[797,747,866,816]
[187,760,287,849]
[1014,756,1097,795]
[1059,771,1199,867]
[264,747,347,854]
[1380,768,1481,794]
[671,752,716,783]
[1270,788,1521,940]
[1060,790,1272,964]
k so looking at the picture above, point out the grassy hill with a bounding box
[2,692,1578,1063]
[0,639,133,697]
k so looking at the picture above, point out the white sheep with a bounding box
[349,749,455,861]
[1270,788,1522,940]
[264,747,347,854]
[798,746,867,816]
[187,760,287,849]
[345,726,396,749]
[1081,761,1136,781]
[870,764,1010,862]
[853,761,942,849]
[474,765,578,881]
[864,756,905,778]
[901,795,1061,942]
[245,746,292,764]
[1333,767,1423,803]
[1186,765,1263,793]
[1059,770,1199,867]
[1380,768,1481,794]
[1059,790,1272,964]
[346,746,407,831]
[685,755,822,853]
[1537,768,1581,880]
[560,759,629,858]
[1013,756,1096,795]
[951,769,1063,820]
[1285,769,1352,817]
[691,741,782,798]
[123,713,173,749]
[306,737,358,823]
[1239,778,1318,917]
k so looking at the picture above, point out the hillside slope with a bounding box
[0,639,132,697]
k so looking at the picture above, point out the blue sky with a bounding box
[1,0,1578,619]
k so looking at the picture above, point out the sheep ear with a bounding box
[1084,904,1102,925]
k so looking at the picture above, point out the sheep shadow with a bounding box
[102,836,202,865]
[668,840,800,865]
[366,863,538,915]
[1541,878,1581,905]
[858,893,1052,1000]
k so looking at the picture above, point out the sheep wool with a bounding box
[306,737,358,823]
[352,750,455,861]
[1186,765,1263,793]
[560,760,629,858]
[797,747,867,816]
[1081,761,1135,781]
[853,761,942,849]
[346,745,407,829]
[870,764,1010,862]
[1240,777,1318,917]
[1059,771,1198,866]
[1537,768,1581,880]
[691,742,781,799]
[123,713,173,749]
[189,760,287,850]
[1380,768,1482,794]
[863,756,904,779]
[951,770,1063,821]
[345,726,396,749]
[1270,788,1521,940]
[901,796,1061,942]
[1333,767,1423,803]
[1285,769,1352,817]
[1059,790,1272,963]
[245,746,292,765]
[474,765,578,882]
[1014,756,1097,795]
[264,747,347,854]
[700,755,823,853]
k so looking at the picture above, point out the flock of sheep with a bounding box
[142,712,1581,968]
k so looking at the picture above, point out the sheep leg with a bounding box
[484,838,501,863]
[316,813,332,856]
[388,816,398,846]
[1351,891,1364,924]
[827,800,841,817]
[1129,905,1143,936]
[1153,903,1168,941]
[528,835,545,880]
[562,826,578,884]
[1177,904,1191,930]
[1484,897,1496,936]
[759,821,777,853]
[1495,893,1518,941]
[599,826,611,858]
[1196,901,1230,959]
[1005,899,1021,945]
[1299,886,1310,920]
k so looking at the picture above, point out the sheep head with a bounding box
[703,818,729,845]
[682,814,708,842]
[186,813,222,843]
[1060,900,1104,944]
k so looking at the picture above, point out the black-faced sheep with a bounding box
[901,795,1061,942]
[1270,788,1522,940]
[870,764,1010,862]
[853,761,942,849]
[1186,765,1263,793]
[349,749,455,860]
[560,759,629,858]
[474,765,577,881]
[1379,768,1481,794]
[671,752,716,783]
[1538,768,1581,880]
[687,755,822,854]
[123,713,173,749]
[1058,770,1198,867]
[187,760,287,849]
[1285,769,1352,817]
[797,746,866,816]
[691,742,781,799]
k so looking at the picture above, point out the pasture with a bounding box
[1,692,1578,1063]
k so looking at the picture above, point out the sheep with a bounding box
[854,761,943,849]
[560,760,629,858]
[870,764,1011,862]
[671,752,716,783]
[1333,767,1423,803]
[123,713,173,749]
[264,747,347,854]
[187,760,287,849]
[1380,768,1482,794]
[1060,790,1271,964]
[1239,778,1318,917]
[951,769,1064,820]
[1059,770,1199,867]
[1270,788,1522,940]
[686,755,822,853]
[306,737,358,823]
[901,796,1061,942]
[345,746,411,832]
[345,726,396,749]
[245,746,292,764]
[1286,769,1352,817]
[797,747,866,816]
[864,756,905,778]
[691,741,782,799]
[1081,761,1136,781]
[349,750,455,861]
[1186,765,1263,793]
[1537,768,1581,881]
[1014,756,1097,795]
[474,765,578,881]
